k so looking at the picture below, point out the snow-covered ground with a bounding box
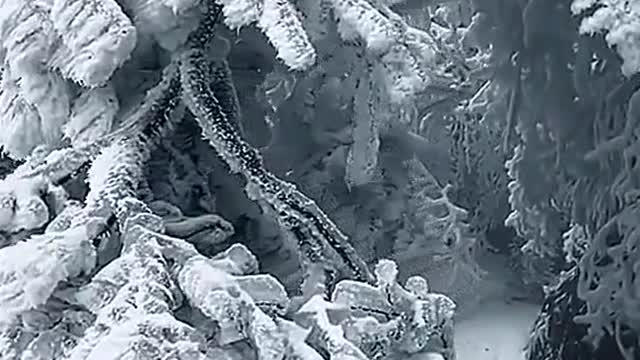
[455,299,539,360]
[453,248,541,360]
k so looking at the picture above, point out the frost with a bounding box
[49,0,137,87]
[0,223,99,324]
[215,0,262,29]
[257,0,316,70]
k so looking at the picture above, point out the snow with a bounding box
[452,248,541,360]
[455,299,538,360]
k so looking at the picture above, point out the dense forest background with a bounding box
[0,0,638,359]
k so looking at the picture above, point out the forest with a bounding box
[0,0,638,359]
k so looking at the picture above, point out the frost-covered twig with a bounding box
[297,259,456,360]
[395,159,471,257]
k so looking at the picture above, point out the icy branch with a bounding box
[179,43,375,285]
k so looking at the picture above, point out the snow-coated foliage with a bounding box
[572,0,640,76]
[257,0,316,71]
[49,0,137,86]
[0,0,135,157]
[0,176,58,235]
[0,223,98,323]
[0,1,467,359]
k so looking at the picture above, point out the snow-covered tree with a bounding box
[10,0,640,358]
[0,0,469,359]
[464,0,640,358]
